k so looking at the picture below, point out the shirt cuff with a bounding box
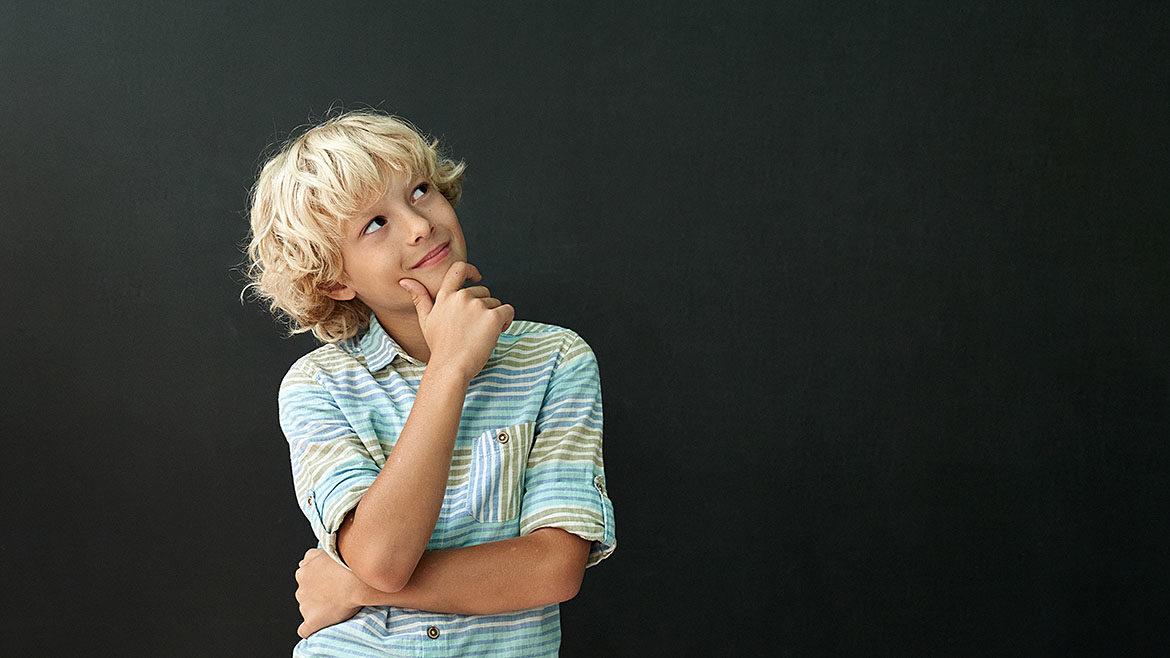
[302,473,377,569]
[519,470,617,567]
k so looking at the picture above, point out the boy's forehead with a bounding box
[375,158,422,190]
[384,160,417,180]
[378,161,421,192]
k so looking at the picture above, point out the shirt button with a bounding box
[306,495,313,506]
[426,625,440,639]
[496,430,509,444]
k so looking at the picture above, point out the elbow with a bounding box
[553,566,585,603]
[350,556,415,593]
[361,564,412,594]
[341,543,417,593]
[353,545,422,593]
[337,515,418,593]
[538,529,589,603]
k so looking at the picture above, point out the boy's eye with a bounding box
[412,182,429,202]
[363,216,387,235]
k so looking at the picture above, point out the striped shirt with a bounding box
[278,316,616,657]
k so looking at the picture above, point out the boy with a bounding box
[245,110,616,656]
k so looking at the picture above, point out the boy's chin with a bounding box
[397,273,442,299]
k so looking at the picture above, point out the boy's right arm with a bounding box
[336,261,514,593]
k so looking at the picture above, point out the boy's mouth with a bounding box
[412,241,451,269]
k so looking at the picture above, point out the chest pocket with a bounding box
[467,422,535,523]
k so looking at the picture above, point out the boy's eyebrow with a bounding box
[343,210,373,238]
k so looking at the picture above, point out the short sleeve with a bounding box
[278,363,380,568]
[519,334,616,567]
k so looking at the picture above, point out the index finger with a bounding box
[439,261,482,296]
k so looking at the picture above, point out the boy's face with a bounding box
[324,168,468,315]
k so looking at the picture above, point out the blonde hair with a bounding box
[244,110,466,342]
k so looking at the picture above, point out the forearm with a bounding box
[338,365,469,590]
[350,528,590,615]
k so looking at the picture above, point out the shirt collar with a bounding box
[349,314,421,371]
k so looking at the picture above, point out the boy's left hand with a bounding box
[294,548,364,638]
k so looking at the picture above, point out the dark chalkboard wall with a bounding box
[2,1,1167,655]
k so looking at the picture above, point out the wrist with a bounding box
[423,355,475,387]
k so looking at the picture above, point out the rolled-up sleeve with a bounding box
[519,335,616,567]
[278,363,380,568]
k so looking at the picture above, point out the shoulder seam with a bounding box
[505,319,578,337]
[287,343,354,379]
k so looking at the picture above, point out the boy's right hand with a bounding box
[399,261,514,383]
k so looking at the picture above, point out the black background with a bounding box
[2,1,1168,655]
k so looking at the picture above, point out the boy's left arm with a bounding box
[295,528,588,638]
[295,333,615,637]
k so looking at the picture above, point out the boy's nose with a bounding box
[404,211,435,243]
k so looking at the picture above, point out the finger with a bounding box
[461,262,483,283]
[438,261,482,298]
[398,278,434,320]
[496,304,515,332]
[298,622,308,639]
[304,548,315,559]
[458,285,491,298]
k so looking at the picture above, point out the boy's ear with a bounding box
[321,280,357,301]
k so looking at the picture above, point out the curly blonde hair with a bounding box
[244,110,466,342]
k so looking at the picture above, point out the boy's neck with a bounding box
[375,311,431,363]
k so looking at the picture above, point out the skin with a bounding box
[296,527,589,638]
[295,168,589,637]
[324,168,482,367]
